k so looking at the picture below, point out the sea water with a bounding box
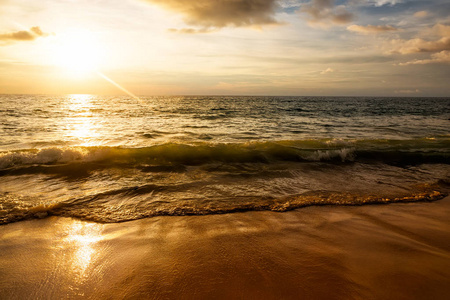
[0,94,449,224]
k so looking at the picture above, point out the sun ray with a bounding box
[96,71,141,101]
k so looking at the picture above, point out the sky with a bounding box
[0,0,449,96]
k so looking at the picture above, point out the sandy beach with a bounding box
[1,197,449,299]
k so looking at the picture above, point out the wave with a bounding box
[0,138,448,172]
[0,187,447,225]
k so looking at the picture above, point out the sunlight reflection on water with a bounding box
[63,94,102,146]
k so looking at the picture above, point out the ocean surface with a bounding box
[0,94,449,224]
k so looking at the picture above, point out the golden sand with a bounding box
[1,198,449,299]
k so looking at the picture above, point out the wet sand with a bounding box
[1,197,449,300]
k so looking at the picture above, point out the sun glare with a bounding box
[54,29,102,76]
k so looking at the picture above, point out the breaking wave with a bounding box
[1,137,448,225]
[0,138,448,173]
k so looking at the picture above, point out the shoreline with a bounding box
[1,197,449,299]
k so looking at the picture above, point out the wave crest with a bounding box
[0,189,446,225]
[0,138,448,171]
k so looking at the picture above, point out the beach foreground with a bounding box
[1,197,449,300]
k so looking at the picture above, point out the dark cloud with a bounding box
[145,0,280,29]
[0,26,49,42]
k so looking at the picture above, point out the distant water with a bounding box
[0,94,449,224]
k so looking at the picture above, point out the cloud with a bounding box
[145,0,280,30]
[168,28,217,34]
[0,26,49,42]
[413,11,429,18]
[389,24,450,54]
[300,0,354,28]
[351,0,403,7]
[389,37,450,54]
[388,24,450,66]
[320,67,334,74]
[279,0,301,9]
[347,24,398,34]
[370,0,403,6]
[394,89,420,94]
[431,24,450,37]
[398,50,450,65]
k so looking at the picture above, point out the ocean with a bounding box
[0,94,449,224]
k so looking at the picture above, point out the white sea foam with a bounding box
[311,148,355,162]
[0,148,87,169]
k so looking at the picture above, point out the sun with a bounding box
[54,29,102,76]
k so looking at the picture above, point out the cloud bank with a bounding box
[145,0,280,29]
[0,26,49,42]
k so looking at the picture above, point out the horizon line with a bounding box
[0,92,449,98]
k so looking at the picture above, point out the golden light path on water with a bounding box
[63,72,141,145]
[59,70,143,146]
[62,94,101,146]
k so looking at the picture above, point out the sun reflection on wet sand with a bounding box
[65,221,103,286]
